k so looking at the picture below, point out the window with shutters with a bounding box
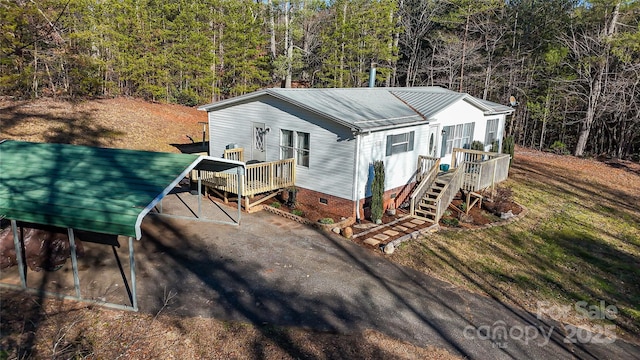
[386,131,415,156]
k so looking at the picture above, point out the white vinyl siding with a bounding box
[208,96,355,199]
[356,125,429,199]
[281,129,310,167]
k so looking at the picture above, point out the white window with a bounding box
[386,131,415,156]
[485,119,498,147]
[280,129,310,167]
[442,122,474,155]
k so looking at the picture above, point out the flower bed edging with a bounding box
[261,205,356,231]
[262,205,314,225]
[439,202,529,232]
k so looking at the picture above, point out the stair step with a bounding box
[413,211,436,221]
[418,203,436,210]
[426,191,441,197]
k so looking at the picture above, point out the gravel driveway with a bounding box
[127,193,640,360]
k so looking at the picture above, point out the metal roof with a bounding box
[0,140,242,239]
[266,88,426,131]
[390,90,467,118]
[198,87,514,132]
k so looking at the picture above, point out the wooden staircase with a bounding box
[413,175,451,223]
[409,148,512,224]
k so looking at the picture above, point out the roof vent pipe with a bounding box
[368,63,376,88]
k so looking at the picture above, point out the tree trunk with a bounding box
[574,1,621,156]
[269,0,276,59]
[284,2,292,88]
[458,7,470,93]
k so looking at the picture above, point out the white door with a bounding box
[428,125,439,158]
[252,122,267,162]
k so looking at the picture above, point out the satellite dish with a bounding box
[509,95,518,107]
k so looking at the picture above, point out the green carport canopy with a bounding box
[0,140,242,239]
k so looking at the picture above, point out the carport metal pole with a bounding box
[129,236,138,310]
[67,228,81,298]
[10,220,26,288]
[197,169,202,218]
[237,166,244,224]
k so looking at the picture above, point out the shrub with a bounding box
[491,140,500,153]
[503,136,515,166]
[470,140,484,151]
[270,202,281,209]
[319,217,334,224]
[292,209,304,217]
[442,218,459,227]
[371,160,385,223]
[483,186,515,215]
[550,140,569,155]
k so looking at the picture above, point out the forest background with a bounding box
[1,0,639,159]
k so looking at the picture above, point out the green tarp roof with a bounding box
[0,140,241,239]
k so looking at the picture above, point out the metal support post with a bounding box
[237,166,244,225]
[10,220,26,288]
[197,170,202,218]
[129,236,138,310]
[67,228,81,298]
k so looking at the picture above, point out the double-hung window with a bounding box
[442,122,475,155]
[281,129,310,167]
[485,119,498,148]
[386,131,415,156]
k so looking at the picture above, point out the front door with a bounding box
[428,125,439,158]
[252,122,267,162]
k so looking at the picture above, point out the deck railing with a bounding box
[450,148,510,192]
[200,158,295,198]
[223,148,244,162]
[416,155,441,182]
[433,164,465,222]
[409,158,440,216]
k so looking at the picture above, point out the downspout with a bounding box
[352,132,362,223]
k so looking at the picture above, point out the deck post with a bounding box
[10,220,26,288]
[67,228,81,298]
[492,159,497,198]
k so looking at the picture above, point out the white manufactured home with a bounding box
[198,87,514,222]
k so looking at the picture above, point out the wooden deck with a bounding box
[199,148,296,210]
[451,148,511,192]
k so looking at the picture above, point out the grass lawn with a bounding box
[392,148,640,343]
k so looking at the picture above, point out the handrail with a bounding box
[433,163,465,223]
[416,155,440,182]
[410,158,440,215]
[451,148,499,169]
